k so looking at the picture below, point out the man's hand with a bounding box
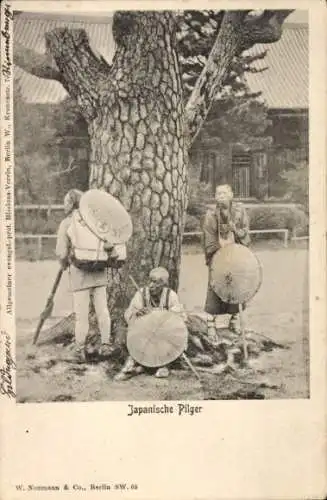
[136,307,151,317]
[60,257,69,270]
[103,241,114,253]
[228,221,237,233]
[205,251,217,266]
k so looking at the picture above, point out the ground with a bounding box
[15,242,309,402]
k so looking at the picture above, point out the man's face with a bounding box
[216,190,232,209]
[149,275,165,296]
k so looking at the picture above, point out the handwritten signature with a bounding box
[0,330,16,398]
[1,3,13,81]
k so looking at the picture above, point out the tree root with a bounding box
[36,312,285,379]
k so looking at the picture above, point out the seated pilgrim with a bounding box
[114,267,186,381]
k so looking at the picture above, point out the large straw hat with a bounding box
[127,310,188,367]
[79,189,133,244]
[211,243,262,304]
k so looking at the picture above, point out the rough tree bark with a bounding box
[14,9,293,325]
[45,11,188,317]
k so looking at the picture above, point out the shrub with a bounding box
[184,214,201,233]
[247,204,309,235]
[279,162,309,211]
[15,209,63,234]
[187,179,212,218]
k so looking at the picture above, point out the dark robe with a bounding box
[202,202,250,315]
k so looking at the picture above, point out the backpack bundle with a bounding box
[67,210,112,272]
[66,189,133,273]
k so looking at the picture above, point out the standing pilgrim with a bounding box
[56,189,125,362]
[114,267,186,381]
[202,184,250,341]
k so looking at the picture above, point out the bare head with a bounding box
[148,267,169,296]
[215,184,233,208]
[63,189,83,215]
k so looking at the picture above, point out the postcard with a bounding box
[1,1,326,498]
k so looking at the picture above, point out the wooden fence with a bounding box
[14,204,308,260]
[14,230,310,261]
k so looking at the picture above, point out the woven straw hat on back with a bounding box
[127,310,188,367]
[79,189,133,244]
[211,243,262,304]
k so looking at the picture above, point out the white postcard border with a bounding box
[1,1,326,499]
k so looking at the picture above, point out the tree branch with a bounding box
[185,11,247,144]
[14,26,112,122]
[185,9,293,144]
[45,28,111,121]
[14,43,62,81]
[239,10,294,51]
[45,28,110,121]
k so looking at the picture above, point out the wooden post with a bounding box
[284,230,288,248]
[37,236,42,260]
[239,303,248,362]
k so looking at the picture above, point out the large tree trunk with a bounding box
[47,12,188,319]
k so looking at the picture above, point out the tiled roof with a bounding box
[244,24,308,109]
[14,13,308,109]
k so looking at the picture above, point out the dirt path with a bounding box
[15,247,309,402]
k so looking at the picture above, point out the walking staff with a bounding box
[33,265,65,345]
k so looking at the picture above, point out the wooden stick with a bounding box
[129,274,140,291]
[239,303,248,362]
[33,266,65,345]
[181,353,201,381]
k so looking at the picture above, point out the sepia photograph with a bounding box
[12,7,310,403]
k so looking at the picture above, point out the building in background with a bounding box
[13,11,308,203]
[191,19,308,200]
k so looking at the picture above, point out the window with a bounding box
[232,151,252,198]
